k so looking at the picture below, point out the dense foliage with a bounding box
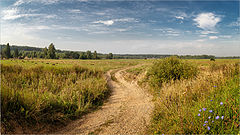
[147,57,198,88]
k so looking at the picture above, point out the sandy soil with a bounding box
[55,66,153,134]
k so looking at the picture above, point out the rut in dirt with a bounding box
[55,66,153,134]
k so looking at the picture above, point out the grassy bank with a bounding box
[148,59,239,134]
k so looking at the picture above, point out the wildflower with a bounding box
[202,108,206,111]
[212,120,214,123]
[221,116,224,119]
[209,110,213,113]
[214,86,217,87]
[205,121,208,123]
[220,102,223,105]
[199,109,201,112]
[203,124,206,126]
[198,113,200,116]
[207,126,210,130]
[210,99,213,101]
[208,116,211,119]
[216,116,220,119]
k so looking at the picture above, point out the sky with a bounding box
[0,0,239,56]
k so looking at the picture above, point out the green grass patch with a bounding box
[191,77,239,134]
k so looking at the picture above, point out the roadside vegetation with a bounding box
[146,57,239,134]
[122,57,239,134]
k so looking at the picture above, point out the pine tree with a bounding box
[4,43,11,59]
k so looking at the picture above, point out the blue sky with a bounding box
[1,0,239,56]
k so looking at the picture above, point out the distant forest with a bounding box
[1,43,239,59]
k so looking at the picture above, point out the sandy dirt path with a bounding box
[56,66,153,134]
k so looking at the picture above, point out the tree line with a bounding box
[1,43,239,60]
[0,43,113,59]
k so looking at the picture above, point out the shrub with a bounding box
[210,58,215,61]
[147,57,198,89]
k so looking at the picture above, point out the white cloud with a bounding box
[114,18,138,22]
[92,18,137,26]
[93,20,114,26]
[95,12,106,15]
[2,8,58,21]
[45,15,57,19]
[14,0,60,6]
[114,28,128,32]
[229,17,240,27]
[199,35,207,37]
[2,8,41,20]
[201,30,218,35]
[196,39,206,42]
[14,0,25,6]
[175,16,184,20]
[220,35,232,39]
[209,36,218,39]
[194,13,221,32]
[1,23,50,46]
[68,9,81,14]
[153,27,181,36]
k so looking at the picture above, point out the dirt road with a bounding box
[56,66,153,134]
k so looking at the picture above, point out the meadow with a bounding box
[125,58,239,134]
[1,58,239,134]
[0,59,141,133]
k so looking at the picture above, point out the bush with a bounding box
[147,57,198,89]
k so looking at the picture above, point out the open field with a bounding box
[124,58,239,134]
[1,58,239,134]
[0,59,144,133]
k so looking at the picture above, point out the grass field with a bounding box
[1,58,239,134]
[0,59,141,133]
[124,58,239,134]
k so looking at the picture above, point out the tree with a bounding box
[86,50,92,59]
[93,51,98,59]
[13,49,19,58]
[47,43,56,59]
[43,47,48,58]
[107,53,113,59]
[72,52,80,59]
[64,52,71,59]
[4,43,11,59]
[79,52,86,59]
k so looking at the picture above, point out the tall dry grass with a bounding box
[150,62,239,134]
[1,64,109,133]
